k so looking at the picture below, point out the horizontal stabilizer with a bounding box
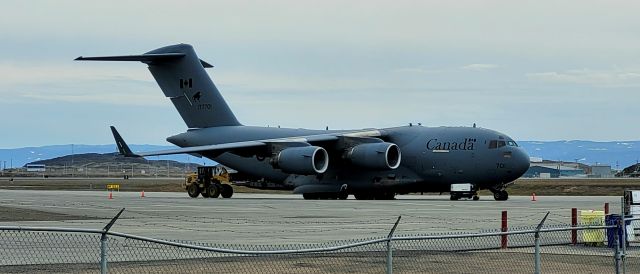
[75,53,213,68]
[75,53,185,62]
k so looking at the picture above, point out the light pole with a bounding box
[71,144,75,178]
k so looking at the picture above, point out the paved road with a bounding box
[0,190,621,244]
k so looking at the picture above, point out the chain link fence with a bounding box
[0,216,637,273]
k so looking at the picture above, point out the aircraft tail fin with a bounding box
[110,126,139,157]
[77,44,240,128]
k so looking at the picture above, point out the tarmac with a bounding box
[0,190,622,245]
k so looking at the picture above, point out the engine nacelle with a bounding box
[346,142,401,170]
[273,146,329,175]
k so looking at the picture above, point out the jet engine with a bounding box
[346,142,401,169]
[272,146,329,175]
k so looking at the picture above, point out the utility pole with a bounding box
[71,144,75,178]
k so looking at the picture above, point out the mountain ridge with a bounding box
[0,141,638,170]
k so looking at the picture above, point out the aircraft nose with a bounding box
[513,148,530,177]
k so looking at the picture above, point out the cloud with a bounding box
[19,91,167,106]
[0,63,168,106]
[461,64,499,71]
[0,63,149,84]
[397,64,500,74]
[526,68,640,87]
[392,67,447,74]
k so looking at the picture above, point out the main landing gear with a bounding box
[302,192,349,200]
[353,192,396,200]
[302,191,397,200]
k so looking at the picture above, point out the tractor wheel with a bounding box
[207,184,221,198]
[220,184,234,198]
[187,184,200,198]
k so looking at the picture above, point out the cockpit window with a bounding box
[489,140,497,149]
[489,140,507,149]
[507,141,518,147]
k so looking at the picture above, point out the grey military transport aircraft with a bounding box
[76,44,529,201]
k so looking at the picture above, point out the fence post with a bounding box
[534,211,550,274]
[614,224,621,274]
[386,216,401,274]
[501,211,508,249]
[101,208,125,274]
[571,208,577,245]
[620,197,627,274]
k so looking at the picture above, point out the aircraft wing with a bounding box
[110,126,382,158]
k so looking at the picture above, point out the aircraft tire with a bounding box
[493,191,508,201]
[207,185,221,198]
[375,192,395,200]
[220,184,233,198]
[354,193,374,200]
[187,184,200,198]
[303,193,319,200]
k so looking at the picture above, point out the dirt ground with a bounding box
[505,178,640,196]
[0,177,287,194]
[0,206,98,222]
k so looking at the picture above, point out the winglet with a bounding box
[110,126,139,157]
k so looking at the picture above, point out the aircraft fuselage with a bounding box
[167,124,529,195]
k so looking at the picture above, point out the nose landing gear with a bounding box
[490,185,509,201]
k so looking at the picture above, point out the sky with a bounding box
[1,0,640,148]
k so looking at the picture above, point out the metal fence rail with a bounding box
[0,215,637,273]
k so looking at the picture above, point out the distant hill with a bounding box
[620,163,640,177]
[17,153,202,178]
[0,144,216,168]
[519,140,640,169]
[30,153,182,166]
